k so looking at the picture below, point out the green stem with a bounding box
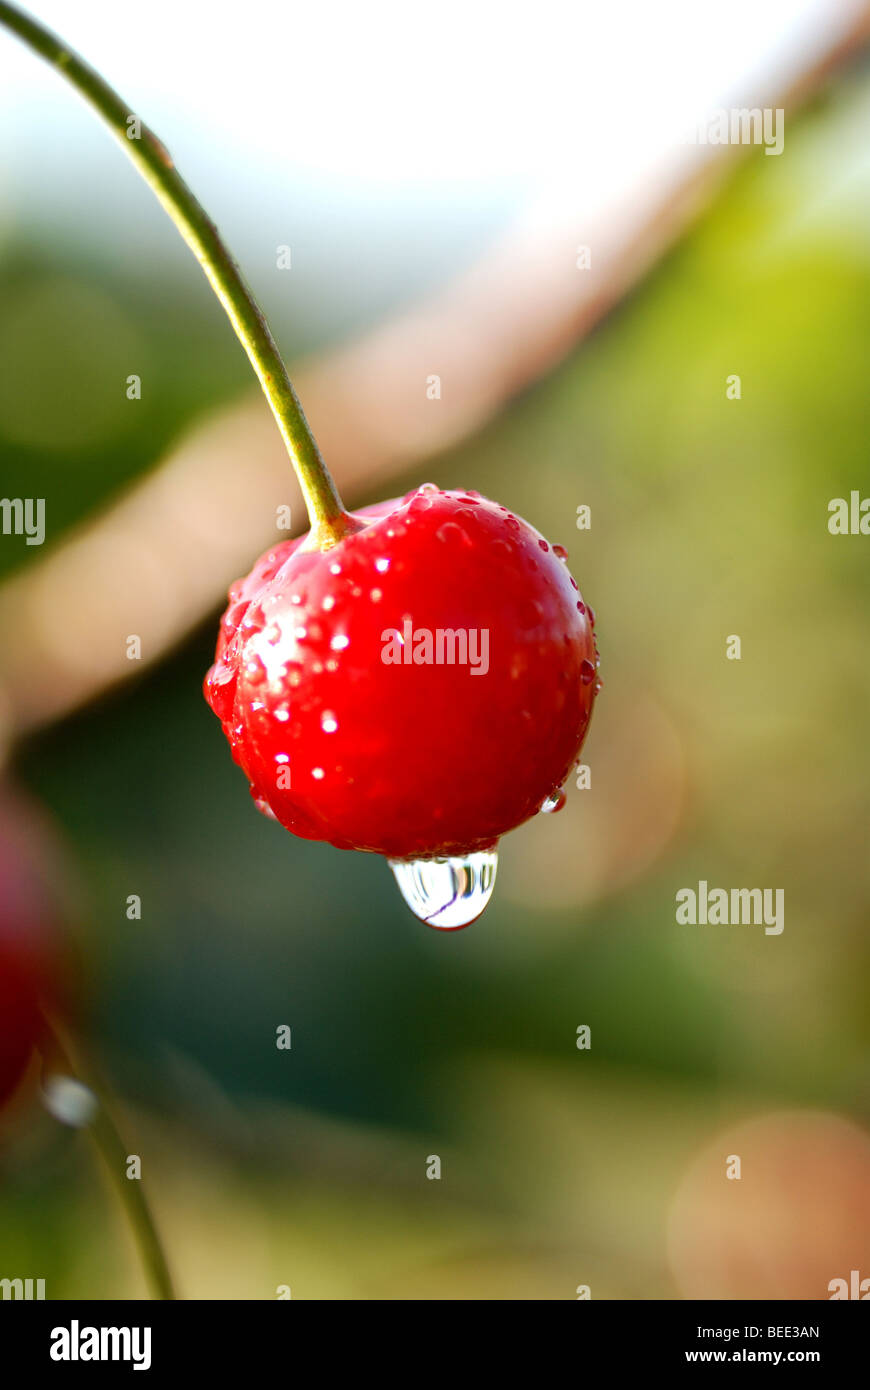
[0,0,359,549]
[39,1018,177,1302]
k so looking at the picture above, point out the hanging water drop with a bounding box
[388,850,498,929]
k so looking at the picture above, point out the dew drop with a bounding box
[541,789,567,813]
[375,557,390,573]
[418,482,439,495]
[580,659,596,685]
[222,600,247,635]
[206,662,237,721]
[436,521,473,547]
[389,850,498,930]
[538,538,550,552]
[321,712,338,733]
[244,655,267,685]
[552,543,568,560]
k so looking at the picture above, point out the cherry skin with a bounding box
[204,486,599,860]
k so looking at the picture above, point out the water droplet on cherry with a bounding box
[540,789,567,813]
[552,544,568,560]
[436,522,473,547]
[389,850,498,929]
[580,659,595,685]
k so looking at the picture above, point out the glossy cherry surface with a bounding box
[204,486,599,860]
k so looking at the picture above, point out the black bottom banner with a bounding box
[1,1298,863,1374]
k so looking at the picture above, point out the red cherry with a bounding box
[0,787,66,1110]
[204,486,599,867]
[0,951,41,1110]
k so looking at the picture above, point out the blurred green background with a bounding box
[1,64,870,1300]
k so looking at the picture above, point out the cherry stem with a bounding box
[0,0,359,549]
[38,1015,177,1301]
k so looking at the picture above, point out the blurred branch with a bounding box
[39,1016,177,1300]
[1,2,869,744]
